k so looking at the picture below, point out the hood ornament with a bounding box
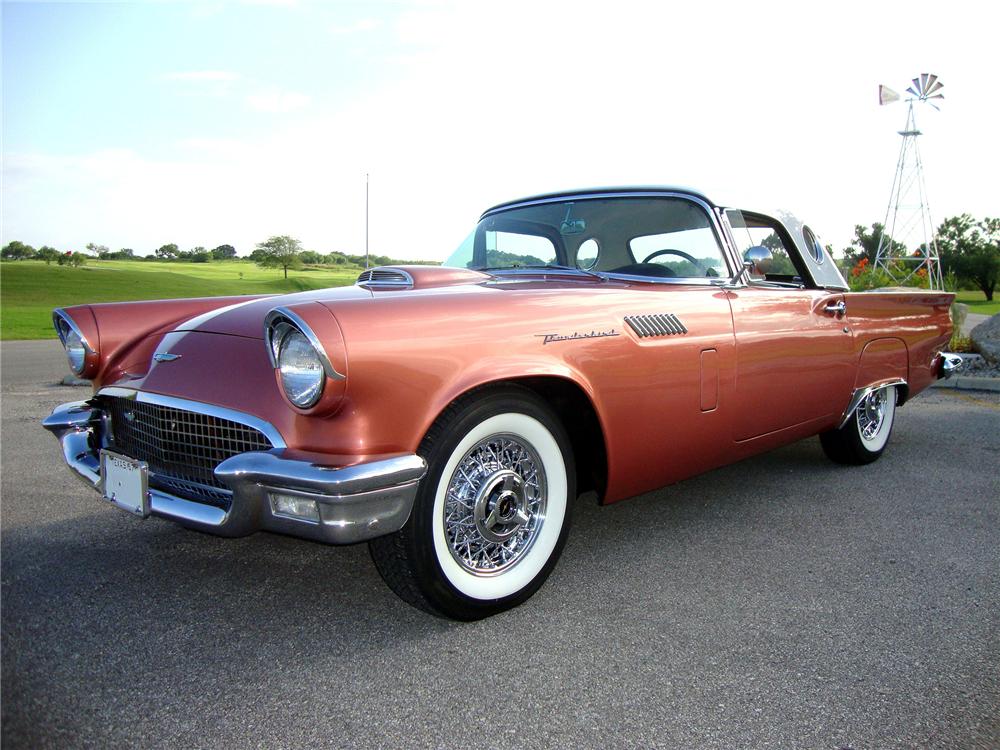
[153,352,182,363]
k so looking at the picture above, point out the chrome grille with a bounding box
[625,313,688,338]
[100,396,273,507]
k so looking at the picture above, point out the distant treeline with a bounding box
[1,240,438,268]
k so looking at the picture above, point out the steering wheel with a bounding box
[641,248,709,275]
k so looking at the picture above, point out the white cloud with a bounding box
[162,70,241,82]
[245,89,311,113]
[329,18,380,35]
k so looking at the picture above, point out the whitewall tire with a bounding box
[820,385,898,465]
[370,385,574,620]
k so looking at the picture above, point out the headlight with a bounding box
[53,310,93,376]
[277,328,325,408]
[264,306,345,411]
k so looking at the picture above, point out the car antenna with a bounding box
[365,172,370,269]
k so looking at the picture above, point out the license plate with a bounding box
[100,451,150,517]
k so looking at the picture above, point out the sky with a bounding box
[2,0,998,261]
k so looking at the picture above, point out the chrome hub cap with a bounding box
[858,388,887,441]
[443,435,546,576]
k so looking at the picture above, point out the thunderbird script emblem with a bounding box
[153,352,182,363]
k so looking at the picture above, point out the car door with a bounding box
[722,210,855,441]
[727,287,854,440]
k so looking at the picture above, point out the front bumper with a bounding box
[42,400,426,544]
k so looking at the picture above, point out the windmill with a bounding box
[873,74,945,289]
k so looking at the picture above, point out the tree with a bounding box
[936,214,1000,301]
[843,223,906,265]
[86,243,109,257]
[2,241,36,260]
[155,243,179,259]
[37,246,61,264]
[212,244,237,260]
[254,235,303,279]
[299,250,324,265]
[57,251,87,267]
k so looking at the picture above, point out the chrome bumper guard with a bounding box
[42,400,426,544]
[936,352,964,379]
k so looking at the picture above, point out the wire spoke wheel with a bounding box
[369,386,574,620]
[857,388,889,443]
[820,384,897,465]
[443,434,547,576]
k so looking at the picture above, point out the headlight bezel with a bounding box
[264,307,344,411]
[53,309,96,377]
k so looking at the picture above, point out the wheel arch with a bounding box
[422,375,609,503]
[855,337,911,406]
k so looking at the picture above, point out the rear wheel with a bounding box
[820,385,897,465]
[370,386,574,620]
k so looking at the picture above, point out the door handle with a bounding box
[824,300,847,316]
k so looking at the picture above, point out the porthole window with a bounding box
[576,238,600,270]
[802,226,825,264]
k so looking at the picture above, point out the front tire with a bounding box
[370,386,574,620]
[820,385,897,465]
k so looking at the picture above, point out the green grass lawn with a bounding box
[1,260,360,339]
[955,290,1000,316]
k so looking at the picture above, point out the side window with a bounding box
[626,202,728,278]
[629,228,726,277]
[484,230,556,268]
[575,238,600,270]
[726,211,801,279]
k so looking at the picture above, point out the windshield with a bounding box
[443,196,730,280]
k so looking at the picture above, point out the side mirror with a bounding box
[745,245,773,267]
[730,246,774,285]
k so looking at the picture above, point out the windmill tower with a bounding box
[873,74,945,289]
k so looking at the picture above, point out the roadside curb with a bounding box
[931,376,1000,393]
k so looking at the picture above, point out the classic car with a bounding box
[43,186,963,620]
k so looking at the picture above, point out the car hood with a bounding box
[174,266,490,338]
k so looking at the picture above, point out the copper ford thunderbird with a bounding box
[43,187,962,619]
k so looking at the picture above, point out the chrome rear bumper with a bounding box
[42,400,426,544]
[936,352,964,379]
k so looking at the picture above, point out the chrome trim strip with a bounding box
[838,379,907,429]
[263,307,345,381]
[95,387,287,448]
[172,297,264,332]
[53,308,97,354]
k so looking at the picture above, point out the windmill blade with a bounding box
[879,85,900,105]
[920,73,931,93]
[925,80,944,96]
[906,85,919,98]
[925,73,939,91]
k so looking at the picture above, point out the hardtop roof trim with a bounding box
[481,186,716,217]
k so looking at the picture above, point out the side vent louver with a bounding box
[356,268,414,289]
[625,314,688,338]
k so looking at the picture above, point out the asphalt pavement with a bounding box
[2,341,999,749]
